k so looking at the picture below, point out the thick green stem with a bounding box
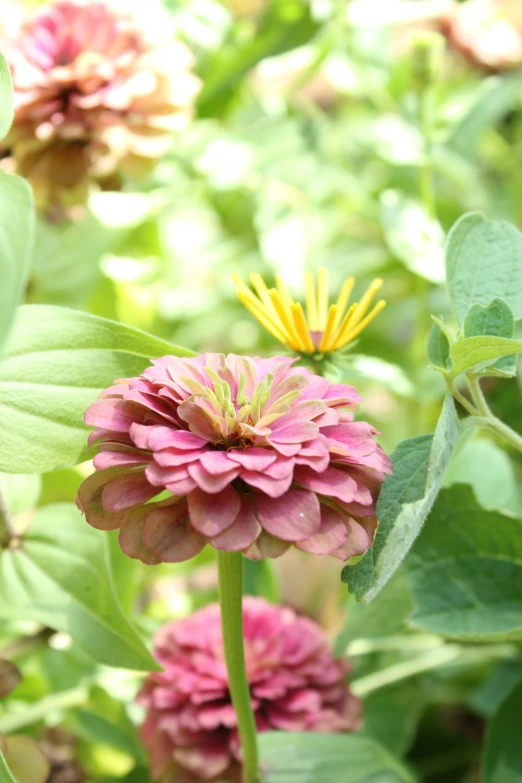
[217,550,259,783]
[473,416,522,454]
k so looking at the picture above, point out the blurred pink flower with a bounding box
[1,0,200,206]
[444,0,522,71]
[76,353,391,563]
[138,597,361,782]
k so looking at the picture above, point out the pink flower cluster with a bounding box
[76,354,391,562]
[139,598,361,782]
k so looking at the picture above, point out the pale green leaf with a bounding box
[0,504,159,670]
[0,174,34,357]
[259,732,415,783]
[0,305,193,473]
[449,335,522,377]
[342,396,459,603]
[427,323,451,370]
[483,680,522,783]
[0,53,13,141]
[0,752,18,783]
[463,298,516,376]
[406,485,522,640]
[445,213,522,324]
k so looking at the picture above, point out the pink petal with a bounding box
[331,516,376,560]
[93,447,149,470]
[270,421,319,444]
[240,470,293,498]
[143,505,207,563]
[245,531,291,560]
[118,507,161,564]
[294,466,358,503]
[85,399,138,431]
[188,462,240,493]
[198,450,238,475]
[101,472,159,511]
[188,486,241,536]
[296,507,348,555]
[226,448,277,472]
[255,489,320,541]
[209,497,261,551]
[76,468,130,530]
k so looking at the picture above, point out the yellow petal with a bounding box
[349,278,383,327]
[291,302,315,353]
[319,304,339,352]
[333,299,387,349]
[333,276,355,330]
[269,289,303,351]
[237,292,289,344]
[305,271,318,331]
[330,302,358,348]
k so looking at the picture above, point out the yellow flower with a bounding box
[233,268,386,355]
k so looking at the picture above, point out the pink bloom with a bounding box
[138,597,361,782]
[1,0,200,205]
[76,353,391,563]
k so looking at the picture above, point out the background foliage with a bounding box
[1,1,522,782]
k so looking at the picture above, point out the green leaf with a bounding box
[445,213,522,325]
[0,305,193,473]
[449,335,522,377]
[0,752,18,783]
[380,190,445,283]
[464,298,516,376]
[360,686,424,758]
[258,732,415,782]
[2,737,49,783]
[0,503,159,670]
[197,0,318,116]
[0,174,34,357]
[427,323,451,370]
[342,396,459,603]
[0,53,13,141]
[483,680,522,783]
[443,437,521,514]
[406,485,522,640]
[470,660,522,718]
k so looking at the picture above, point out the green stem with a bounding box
[465,373,491,417]
[444,377,478,417]
[419,86,436,219]
[217,551,259,783]
[473,416,522,454]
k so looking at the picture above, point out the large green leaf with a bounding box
[406,485,522,640]
[0,503,159,670]
[0,174,34,357]
[342,396,459,603]
[449,335,522,377]
[445,213,522,325]
[0,305,193,473]
[483,680,522,783]
[0,752,18,783]
[0,53,13,141]
[258,732,415,782]
[463,298,516,377]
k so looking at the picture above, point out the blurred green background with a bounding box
[2,0,522,781]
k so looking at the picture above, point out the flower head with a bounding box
[233,268,386,356]
[2,0,200,206]
[138,597,361,782]
[444,0,522,71]
[76,353,391,563]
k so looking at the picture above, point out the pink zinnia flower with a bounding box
[76,353,391,562]
[1,0,200,205]
[138,597,361,782]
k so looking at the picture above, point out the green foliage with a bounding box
[0,752,18,783]
[427,322,450,370]
[0,53,13,141]
[0,305,192,473]
[258,732,415,782]
[483,680,522,783]
[342,396,459,602]
[0,504,158,670]
[445,213,522,324]
[406,486,522,640]
[449,335,522,377]
[0,175,34,357]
